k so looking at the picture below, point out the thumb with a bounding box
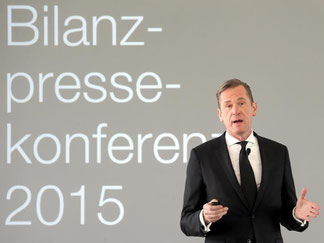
[300,188,307,200]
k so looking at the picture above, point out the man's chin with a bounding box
[231,128,244,136]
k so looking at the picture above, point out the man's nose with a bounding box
[231,104,241,114]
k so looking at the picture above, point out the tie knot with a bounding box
[237,141,248,149]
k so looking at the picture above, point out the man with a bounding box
[180,79,320,243]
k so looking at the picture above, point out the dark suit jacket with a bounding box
[180,132,307,243]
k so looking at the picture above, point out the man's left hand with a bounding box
[295,188,320,222]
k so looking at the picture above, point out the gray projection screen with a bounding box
[1,0,323,242]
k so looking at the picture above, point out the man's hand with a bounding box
[203,199,229,225]
[295,188,320,222]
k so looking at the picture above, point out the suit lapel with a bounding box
[217,133,251,210]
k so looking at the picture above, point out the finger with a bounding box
[204,207,227,215]
[207,210,228,218]
[203,202,219,208]
[204,199,220,209]
[310,208,320,215]
[204,207,228,216]
[310,202,321,211]
[309,209,320,216]
[218,208,229,216]
[206,210,228,222]
[308,212,319,218]
[208,205,223,211]
[209,199,222,206]
[300,188,307,200]
[211,207,228,213]
[209,199,219,203]
[203,204,223,212]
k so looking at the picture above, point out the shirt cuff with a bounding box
[292,207,307,227]
[199,210,212,232]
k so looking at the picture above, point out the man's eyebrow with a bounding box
[223,97,248,105]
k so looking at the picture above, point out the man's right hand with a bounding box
[203,199,229,224]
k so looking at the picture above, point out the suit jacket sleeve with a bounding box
[280,146,308,231]
[180,149,206,236]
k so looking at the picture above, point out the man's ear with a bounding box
[217,108,223,122]
[252,102,257,117]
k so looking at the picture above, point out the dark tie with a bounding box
[238,141,257,209]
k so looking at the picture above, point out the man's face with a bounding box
[217,85,257,140]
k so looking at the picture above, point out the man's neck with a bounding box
[227,130,253,141]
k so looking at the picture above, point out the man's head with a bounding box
[216,79,257,141]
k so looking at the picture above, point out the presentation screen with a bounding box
[1,1,323,242]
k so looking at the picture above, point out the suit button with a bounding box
[251,214,255,219]
[247,239,252,243]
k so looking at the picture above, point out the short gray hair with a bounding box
[216,79,254,107]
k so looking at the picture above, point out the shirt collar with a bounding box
[225,131,257,146]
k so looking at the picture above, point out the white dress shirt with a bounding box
[225,131,262,189]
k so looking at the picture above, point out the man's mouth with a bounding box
[232,119,243,124]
